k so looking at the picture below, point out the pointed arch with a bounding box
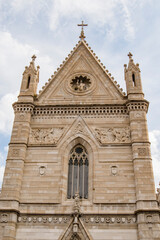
[59,135,98,204]
[67,144,88,199]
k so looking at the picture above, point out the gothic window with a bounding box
[67,144,89,199]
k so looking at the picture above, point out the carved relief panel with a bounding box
[94,127,131,144]
[29,127,64,145]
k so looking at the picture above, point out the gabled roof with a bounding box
[38,39,126,99]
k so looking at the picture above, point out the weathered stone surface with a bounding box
[0,38,159,240]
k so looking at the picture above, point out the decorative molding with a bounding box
[74,122,88,136]
[95,127,131,144]
[17,214,137,225]
[18,216,70,224]
[81,215,136,224]
[0,213,8,223]
[127,101,148,113]
[29,127,64,145]
[33,105,128,117]
[13,103,34,114]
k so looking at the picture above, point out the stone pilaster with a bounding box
[1,103,33,202]
[127,101,160,239]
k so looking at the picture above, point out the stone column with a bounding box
[0,103,34,240]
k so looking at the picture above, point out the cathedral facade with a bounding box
[0,29,160,240]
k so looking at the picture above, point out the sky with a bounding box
[0,0,160,190]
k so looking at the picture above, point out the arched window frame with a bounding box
[67,144,89,199]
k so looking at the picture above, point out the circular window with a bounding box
[70,75,91,92]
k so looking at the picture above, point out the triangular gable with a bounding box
[59,218,92,240]
[38,40,126,105]
[58,116,98,148]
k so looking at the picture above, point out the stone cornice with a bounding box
[32,104,128,117]
[13,102,34,114]
[126,100,149,113]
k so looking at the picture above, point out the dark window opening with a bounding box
[26,75,31,89]
[132,73,136,87]
[67,144,88,199]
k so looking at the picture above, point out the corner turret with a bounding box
[18,55,40,102]
[124,52,144,100]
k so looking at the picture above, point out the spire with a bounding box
[124,52,144,100]
[18,55,40,102]
[77,21,88,40]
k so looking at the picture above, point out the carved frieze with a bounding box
[81,215,136,224]
[95,127,131,144]
[17,214,137,225]
[29,127,64,145]
[18,216,70,224]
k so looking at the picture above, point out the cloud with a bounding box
[149,130,160,190]
[0,0,49,25]
[0,92,18,134]
[48,0,151,41]
[0,165,5,189]
[0,147,7,188]
[0,30,55,96]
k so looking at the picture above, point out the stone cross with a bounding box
[77,21,88,40]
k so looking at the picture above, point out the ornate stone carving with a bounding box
[111,166,118,176]
[29,127,64,145]
[74,122,89,136]
[138,148,149,156]
[39,166,46,175]
[70,75,91,92]
[82,215,136,225]
[72,193,81,236]
[95,127,130,144]
[18,216,70,224]
[0,213,8,223]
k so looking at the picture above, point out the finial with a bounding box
[77,21,88,40]
[128,52,133,60]
[32,54,36,62]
